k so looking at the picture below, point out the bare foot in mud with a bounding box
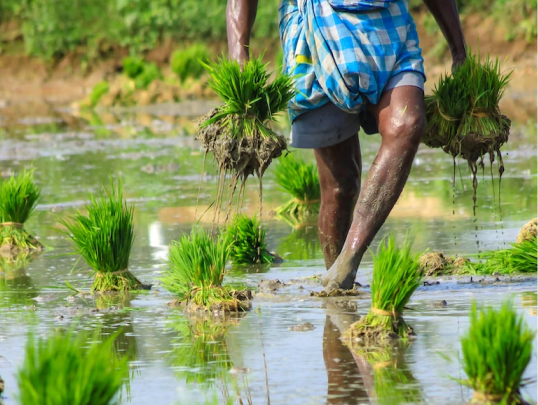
[321,257,357,292]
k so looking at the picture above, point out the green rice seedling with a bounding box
[59,178,142,292]
[0,169,42,255]
[424,51,512,163]
[344,235,423,342]
[198,54,296,217]
[122,56,145,79]
[160,227,251,313]
[460,301,535,404]
[225,214,273,264]
[171,43,210,82]
[274,153,320,226]
[423,52,512,208]
[16,329,129,405]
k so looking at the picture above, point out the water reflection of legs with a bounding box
[323,301,370,405]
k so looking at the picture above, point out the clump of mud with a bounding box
[198,109,287,180]
[418,252,470,276]
[516,218,537,244]
[343,315,415,343]
[310,284,363,297]
[168,289,252,315]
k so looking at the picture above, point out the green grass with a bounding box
[160,227,248,311]
[460,301,535,404]
[16,329,129,405]
[121,57,162,89]
[59,178,141,292]
[346,235,422,340]
[201,54,295,139]
[424,51,512,155]
[0,168,42,250]
[274,153,320,225]
[225,215,273,265]
[171,43,210,82]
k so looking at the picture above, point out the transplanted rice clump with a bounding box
[344,235,423,342]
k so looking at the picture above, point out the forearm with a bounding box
[226,0,259,62]
[423,0,466,62]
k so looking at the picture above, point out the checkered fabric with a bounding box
[279,0,425,121]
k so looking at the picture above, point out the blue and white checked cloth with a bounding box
[279,0,425,121]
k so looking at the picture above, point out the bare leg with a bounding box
[315,136,361,269]
[321,86,426,289]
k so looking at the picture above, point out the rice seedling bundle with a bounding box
[60,179,142,292]
[0,169,42,255]
[424,52,511,208]
[160,227,251,313]
[15,329,129,405]
[344,235,423,342]
[460,301,535,404]
[198,55,295,216]
[225,214,273,264]
[274,154,320,227]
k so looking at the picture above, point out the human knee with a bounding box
[382,112,426,149]
[327,173,360,203]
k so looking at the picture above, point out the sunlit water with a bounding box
[0,103,536,405]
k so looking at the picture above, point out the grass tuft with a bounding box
[15,329,129,405]
[225,214,273,264]
[424,51,512,163]
[0,169,42,253]
[345,235,423,342]
[59,178,141,292]
[160,227,250,312]
[460,301,535,404]
[274,154,320,226]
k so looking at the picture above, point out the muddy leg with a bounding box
[321,86,426,290]
[314,136,361,269]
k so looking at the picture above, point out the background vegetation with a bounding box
[0,0,535,65]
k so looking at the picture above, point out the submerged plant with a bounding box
[160,227,251,312]
[197,54,295,218]
[16,329,129,405]
[0,169,42,255]
[460,301,535,404]
[225,214,273,264]
[59,179,142,292]
[274,153,320,226]
[344,235,422,342]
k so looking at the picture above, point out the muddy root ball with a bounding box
[198,108,287,180]
[516,218,537,244]
[418,252,447,276]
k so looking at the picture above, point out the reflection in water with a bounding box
[0,253,39,307]
[166,313,253,403]
[322,301,424,405]
[521,291,538,315]
[277,225,322,261]
[95,294,140,402]
[351,342,424,404]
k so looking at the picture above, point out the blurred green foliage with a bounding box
[171,43,210,82]
[0,0,280,62]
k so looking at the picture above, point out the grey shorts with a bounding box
[289,71,425,149]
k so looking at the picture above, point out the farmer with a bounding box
[227,0,466,291]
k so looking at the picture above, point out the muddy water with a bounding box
[0,104,536,405]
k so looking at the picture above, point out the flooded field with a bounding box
[0,102,536,405]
